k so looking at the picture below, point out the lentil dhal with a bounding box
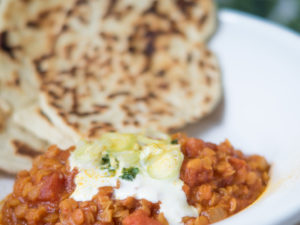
[1,134,270,225]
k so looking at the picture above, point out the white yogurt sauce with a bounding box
[114,174,198,225]
[69,135,198,225]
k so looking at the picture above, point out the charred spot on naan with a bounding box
[0,31,21,60]
[12,140,43,159]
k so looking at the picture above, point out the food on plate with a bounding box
[36,0,220,140]
[0,0,222,173]
[0,132,270,225]
[29,0,222,140]
[0,0,216,63]
[13,105,75,149]
[0,0,79,173]
[0,51,73,174]
[0,0,73,61]
[0,52,48,174]
[39,40,221,140]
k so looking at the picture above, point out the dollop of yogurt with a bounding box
[69,132,197,225]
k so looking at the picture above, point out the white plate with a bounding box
[184,9,300,225]
[1,9,300,225]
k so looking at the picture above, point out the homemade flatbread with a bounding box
[0,0,221,173]
[33,0,221,140]
[13,105,75,148]
[0,52,48,174]
[0,0,76,173]
[0,0,216,85]
[0,118,47,174]
[0,0,72,62]
[39,38,221,139]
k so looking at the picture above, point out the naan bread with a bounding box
[33,0,221,140]
[0,0,75,173]
[0,0,72,60]
[0,0,220,174]
[39,37,221,139]
[13,105,75,148]
[0,0,216,85]
[0,118,47,174]
[0,52,48,174]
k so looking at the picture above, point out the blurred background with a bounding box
[217,0,300,33]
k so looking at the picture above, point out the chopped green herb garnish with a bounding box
[100,154,119,176]
[171,139,178,144]
[120,167,139,181]
[101,154,110,165]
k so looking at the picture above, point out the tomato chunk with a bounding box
[123,210,162,225]
[185,138,204,157]
[39,172,65,201]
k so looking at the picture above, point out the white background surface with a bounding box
[1,9,300,225]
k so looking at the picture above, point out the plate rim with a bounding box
[218,8,300,42]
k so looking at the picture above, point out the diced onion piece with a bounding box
[141,144,183,180]
[115,150,140,167]
[148,153,177,179]
[73,140,103,167]
[100,133,138,152]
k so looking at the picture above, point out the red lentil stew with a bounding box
[0,134,270,225]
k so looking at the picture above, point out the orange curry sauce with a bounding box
[1,134,270,225]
